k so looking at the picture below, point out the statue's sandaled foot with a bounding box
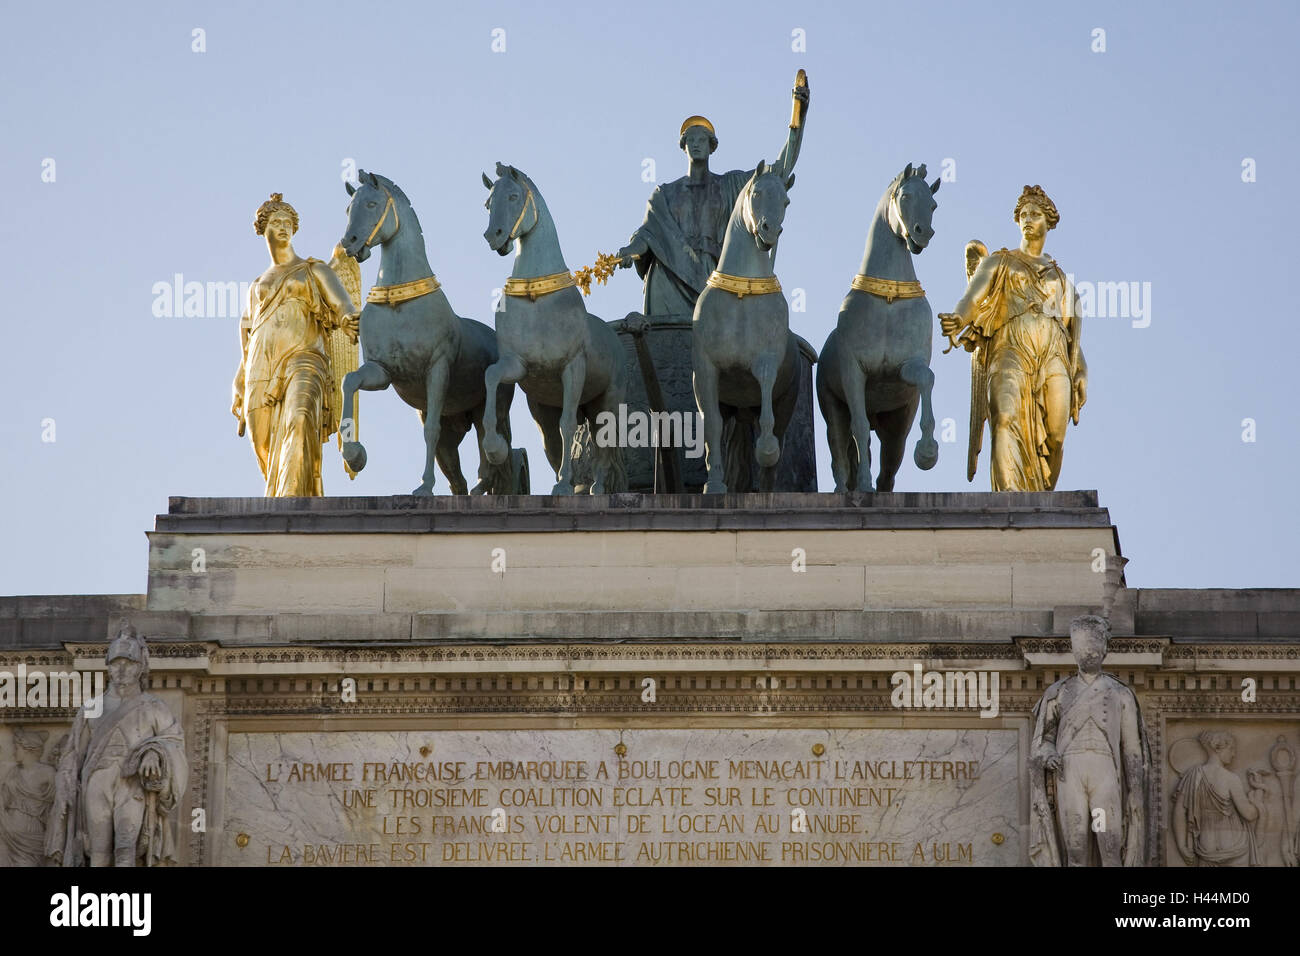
[914,436,939,471]
[551,480,575,496]
[342,441,368,473]
[482,433,509,466]
[755,434,780,469]
[411,480,435,496]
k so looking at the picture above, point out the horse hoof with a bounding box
[914,438,939,471]
[482,435,509,466]
[755,435,780,469]
[551,481,575,496]
[411,482,435,496]
[589,481,606,495]
[469,479,490,496]
[703,480,728,495]
[342,442,367,472]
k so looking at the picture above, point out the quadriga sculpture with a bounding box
[338,170,526,495]
[691,160,800,494]
[817,163,941,493]
[480,163,626,495]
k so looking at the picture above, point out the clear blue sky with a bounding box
[1,0,1296,596]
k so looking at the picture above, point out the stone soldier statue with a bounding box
[45,623,188,867]
[615,77,810,316]
[1029,615,1150,866]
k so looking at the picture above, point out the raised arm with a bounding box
[772,76,810,179]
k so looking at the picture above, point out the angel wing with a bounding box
[963,240,989,483]
[327,243,364,478]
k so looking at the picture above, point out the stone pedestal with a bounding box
[4,492,1299,867]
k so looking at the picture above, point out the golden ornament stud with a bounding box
[991,833,1005,845]
[811,743,826,756]
[235,833,250,848]
[419,745,431,757]
[614,742,627,757]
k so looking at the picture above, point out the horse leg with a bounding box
[723,406,752,493]
[817,364,854,493]
[339,361,391,473]
[552,354,586,495]
[692,357,727,494]
[481,353,524,466]
[471,380,517,494]
[527,396,565,477]
[752,351,781,470]
[468,413,491,494]
[435,413,471,495]
[900,357,939,471]
[841,359,874,492]
[585,383,627,496]
[412,358,451,495]
[874,400,915,492]
[760,357,800,493]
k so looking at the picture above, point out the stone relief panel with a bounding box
[0,723,70,866]
[1165,722,1299,867]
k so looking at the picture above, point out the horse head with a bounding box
[482,163,538,257]
[341,170,405,262]
[888,163,941,255]
[741,159,794,252]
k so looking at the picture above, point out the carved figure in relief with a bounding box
[1171,731,1260,866]
[1169,732,1298,866]
[0,728,56,866]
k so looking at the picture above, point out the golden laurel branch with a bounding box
[573,251,624,296]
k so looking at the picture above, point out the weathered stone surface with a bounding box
[145,495,1122,625]
[1163,721,1300,867]
[219,726,1020,866]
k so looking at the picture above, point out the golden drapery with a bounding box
[240,259,335,497]
[968,249,1077,492]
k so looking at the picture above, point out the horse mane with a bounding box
[496,164,555,228]
[369,172,411,207]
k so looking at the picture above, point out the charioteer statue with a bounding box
[615,77,810,317]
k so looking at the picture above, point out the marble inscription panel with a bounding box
[222,727,1021,866]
